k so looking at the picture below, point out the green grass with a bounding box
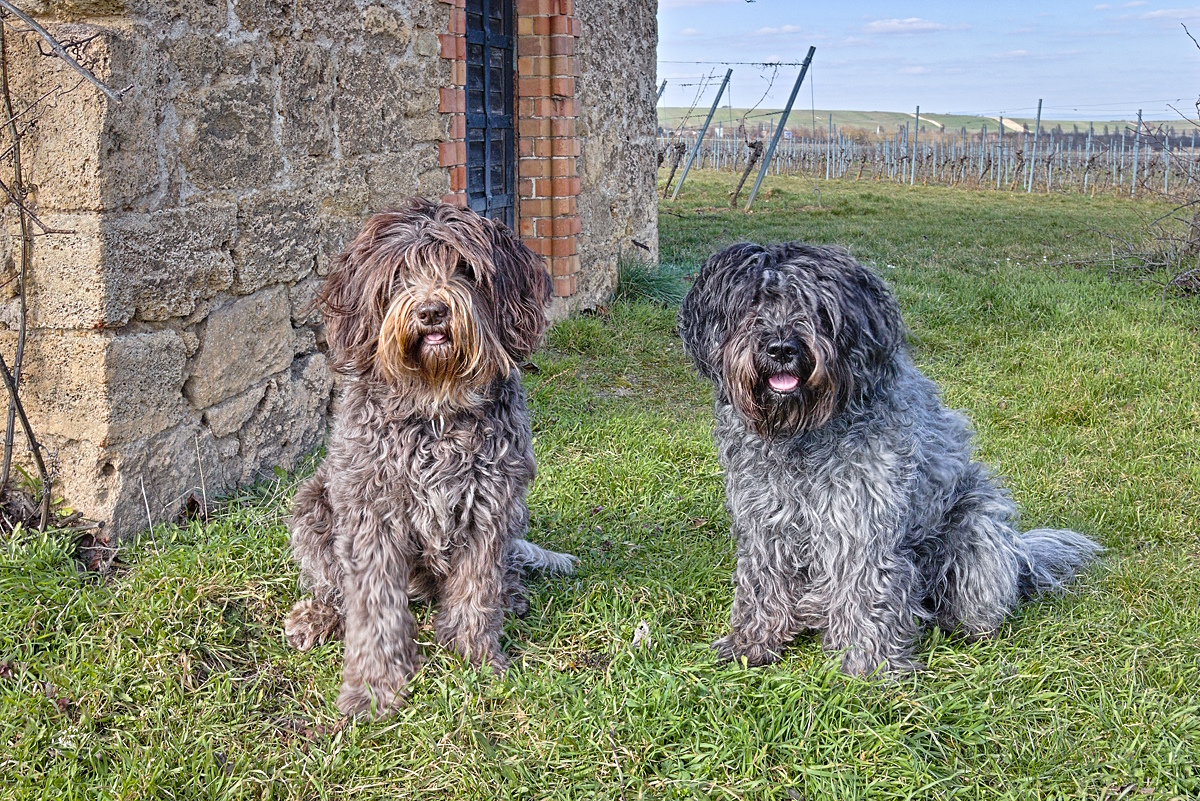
[2,176,1199,799]
[612,257,690,306]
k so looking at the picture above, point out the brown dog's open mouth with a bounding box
[421,331,450,348]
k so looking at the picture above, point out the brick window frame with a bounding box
[440,0,581,298]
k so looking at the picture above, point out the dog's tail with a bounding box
[509,538,577,574]
[1016,528,1103,598]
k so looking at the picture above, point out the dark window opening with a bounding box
[465,0,515,229]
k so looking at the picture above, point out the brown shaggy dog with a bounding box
[284,198,575,718]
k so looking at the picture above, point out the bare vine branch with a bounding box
[0,0,126,106]
[0,351,49,530]
[0,16,50,529]
[0,173,71,234]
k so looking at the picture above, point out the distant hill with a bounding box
[656,107,1187,137]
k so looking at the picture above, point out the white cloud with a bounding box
[1123,1,1148,6]
[993,48,1081,61]
[899,66,931,74]
[751,24,803,36]
[659,0,741,8]
[1140,6,1200,19]
[864,17,968,34]
[679,27,702,36]
[1093,3,1110,7]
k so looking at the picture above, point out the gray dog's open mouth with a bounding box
[767,372,800,393]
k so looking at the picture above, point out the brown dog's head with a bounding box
[319,199,550,411]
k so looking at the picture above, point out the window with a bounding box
[465,0,515,229]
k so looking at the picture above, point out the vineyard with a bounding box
[658,122,1199,198]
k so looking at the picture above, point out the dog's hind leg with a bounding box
[285,466,344,651]
[933,466,1100,637]
[929,466,1024,638]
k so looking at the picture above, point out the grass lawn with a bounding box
[2,174,1198,799]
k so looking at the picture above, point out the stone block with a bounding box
[417,166,451,199]
[106,329,190,440]
[235,352,333,482]
[162,32,225,94]
[1,328,186,443]
[282,152,366,208]
[131,0,228,29]
[289,275,324,327]
[184,286,294,409]
[413,30,440,57]
[365,153,424,210]
[279,42,335,158]
[26,213,112,329]
[5,25,169,213]
[362,5,412,42]
[177,78,282,192]
[17,0,127,18]
[290,0,361,37]
[231,0,291,35]
[14,26,106,213]
[317,214,363,275]
[232,194,320,294]
[92,28,175,212]
[336,51,425,156]
[98,421,241,537]
[102,205,236,323]
[201,380,267,438]
[0,331,106,444]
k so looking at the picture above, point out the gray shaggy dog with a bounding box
[678,242,1101,677]
[285,198,574,718]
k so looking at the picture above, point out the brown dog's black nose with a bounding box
[766,337,800,362]
[416,301,449,326]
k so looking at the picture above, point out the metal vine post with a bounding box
[745,45,815,211]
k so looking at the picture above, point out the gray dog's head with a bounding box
[678,243,905,439]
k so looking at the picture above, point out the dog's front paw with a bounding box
[284,599,342,651]
[838,647,920,678]
[444,637,511,676]
[336,680,406,719]
[712,634,781,667]
[483,651,511,676]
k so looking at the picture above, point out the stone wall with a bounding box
[4,0,454,534]
[1,0,657,536]
[573,0,659,309]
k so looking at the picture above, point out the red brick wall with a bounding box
[438,0,468,200]
[439,0,582,298]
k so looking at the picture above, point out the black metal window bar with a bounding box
[465,0,515,229]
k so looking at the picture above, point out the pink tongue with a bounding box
[425,332,446,344]
[768,373,799,392]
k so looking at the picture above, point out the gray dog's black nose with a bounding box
[416,301,449,326]
[766,337,800,362]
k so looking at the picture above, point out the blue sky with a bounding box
[657,1,1200,120]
